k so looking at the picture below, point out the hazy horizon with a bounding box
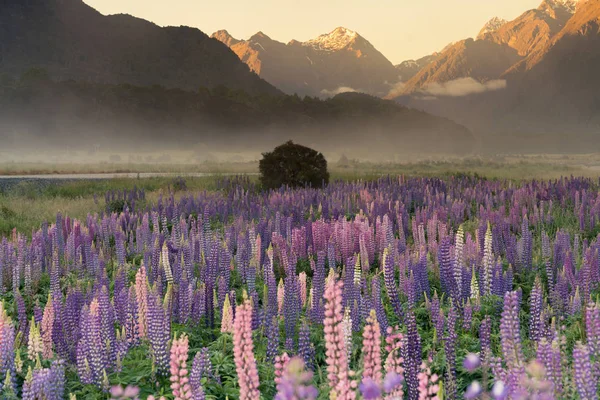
[83,0,541,63]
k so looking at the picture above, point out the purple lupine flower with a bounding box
[573,343,597,400]
[266,316,280,362]
[274,357,318,400]
[359,377,381,400]
[382,248,403,320]
[444,301,458,399]
[190,347,219,392]
[0,302,16,393]
[147,292,170,376]
[371,277,388,335]
[500,291,523,370]
[298,320,314,370]
[283,275,300,350]
[536,337,563,396]
[463,353,481,372]
[97,285,116,369]
[480,316,492,366]
[529,276,543,342]
[462,299,473,331]
[77,300,105,387]
[402,310,421,400]
[586,301,600,360]
[22,359,65,400]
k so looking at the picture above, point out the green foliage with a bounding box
[259,141,329,190]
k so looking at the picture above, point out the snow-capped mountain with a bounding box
[212,27,400,97]
[477,17,508,37]
[396,0,582,95]
[303,27,359,51]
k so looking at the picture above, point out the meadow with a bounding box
[0,161,599,399]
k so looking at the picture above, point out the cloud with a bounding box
[320,86,358,97]
[419,77,507,97]
[384,81,406,99]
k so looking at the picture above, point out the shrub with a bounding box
[259,141,329,190]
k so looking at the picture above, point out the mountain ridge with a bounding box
[211,27,400,97]
[0,0,280,95]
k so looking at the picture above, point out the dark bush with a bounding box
[259,141,329,190]
[171,177,188,192]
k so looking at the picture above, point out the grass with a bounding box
[0,175,238,236]
[1,157,599,237]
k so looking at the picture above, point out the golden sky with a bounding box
[84,0,542,63]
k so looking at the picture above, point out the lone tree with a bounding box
[259,141,329,190]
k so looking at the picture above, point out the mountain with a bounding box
[501,0,600,130]
[395,54,439,82]
[0,77,475,157]
[397,0,580,95]
[396,0,600,153]
[211,27,400,97]
[399,39,521,95]
[0,0,279,95]
[478,0,576,56]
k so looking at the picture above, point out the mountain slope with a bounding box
[0,0,279,95]
[478,0,576,56]
[400,39,521,94]
[397,0,579,95]
[395,54,439,82]
[0,78,475,156]
[212,27,400,97]
[502,0,600,128]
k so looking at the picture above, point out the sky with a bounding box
[84,0,542,64]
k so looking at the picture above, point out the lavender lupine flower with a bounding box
[274,357,318,400]
[463,354,481,372]
[147,292,170,377]
[586,300,600,361]
[97,285,117,369]
[0,302,16,393]
[402,310,421,400]
[383,248,403,319]
[500,291,523,370]
[266,316,281,363]
[574,343,597,400]
[372,277,388,335]
[77,300,105,387]
[190,347,219,391]
[298,320,314,370]
[536,337,563,397]
[22,360,65,400]
[529,276,543,342]
[462,299,473,331]
[444,301,458,399]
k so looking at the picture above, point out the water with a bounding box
[0,172,256,180]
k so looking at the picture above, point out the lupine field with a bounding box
[2,175,600,399]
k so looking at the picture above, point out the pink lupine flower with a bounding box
[135,264,149,338]
[417,361,441,400]
[41,294,55,359]
[362,309,382,385]
[323,274,356,400]
[384,326,404,400]
[233,293,260,400]
[170,333,192,400]
[274,352,291,385]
